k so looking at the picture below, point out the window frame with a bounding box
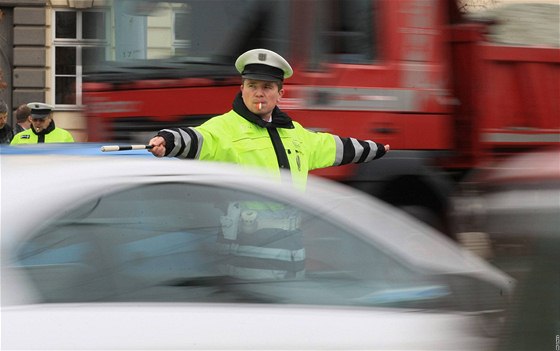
[172,8,191,56]
[51,8,109,109]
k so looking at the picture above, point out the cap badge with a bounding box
[258,53,267,61]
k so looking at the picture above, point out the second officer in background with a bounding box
[11,102,74,145]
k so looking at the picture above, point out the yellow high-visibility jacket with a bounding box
[11,121,74,145]
[158,93,385,188]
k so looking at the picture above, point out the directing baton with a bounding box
[101,145,154,152]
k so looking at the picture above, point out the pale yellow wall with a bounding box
[54,111,88,142]
[49,0,68,6]
[146,4,174,59]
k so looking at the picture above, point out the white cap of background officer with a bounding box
[235,49,293,82]
[27,102,54,119]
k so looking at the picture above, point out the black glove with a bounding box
[374,142,387,159]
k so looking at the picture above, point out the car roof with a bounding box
[2,153,251,184]
[0,142,152,157]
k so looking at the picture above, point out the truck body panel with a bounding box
[83,0,560,236]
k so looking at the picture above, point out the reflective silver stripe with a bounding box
[482,133,560,143]
[364,140,378,162]
[221,265,306,280]
[190,127,204,159]
[333,135,344,166]
[218,243,306,262]
[350,138,364,163]
[162,129,183,157]
[256,217,301,231]
[177,129,193,158]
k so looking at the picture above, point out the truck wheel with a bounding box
[398,205,446,234]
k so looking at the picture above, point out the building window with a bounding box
[310,0,377,67]
[53,10,107,107]
[172,10,191,56]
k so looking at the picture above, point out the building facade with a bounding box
[0,0,179,142]
[1,0,105,141]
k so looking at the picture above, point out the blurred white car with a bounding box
[1,154,513,350]
[450,147,560,270]
[449,148,560,351]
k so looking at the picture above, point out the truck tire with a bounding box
[398,205,446,234]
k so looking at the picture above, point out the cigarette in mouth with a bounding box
[258,102,262,111]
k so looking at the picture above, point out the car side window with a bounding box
[16,182,449,308]
[17,183,230,302]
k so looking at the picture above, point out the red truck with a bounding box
[83,0,560,237]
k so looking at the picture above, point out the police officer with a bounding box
[149,49,390,280]
[148,48,389,187]
[11,102,74,145]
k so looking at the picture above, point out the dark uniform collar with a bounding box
[31,120,56,136]
[232,92,294,129]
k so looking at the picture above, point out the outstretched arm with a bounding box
[331,136,389,166]
[148,127,204,159]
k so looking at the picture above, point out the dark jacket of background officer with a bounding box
[0,100,14,144]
